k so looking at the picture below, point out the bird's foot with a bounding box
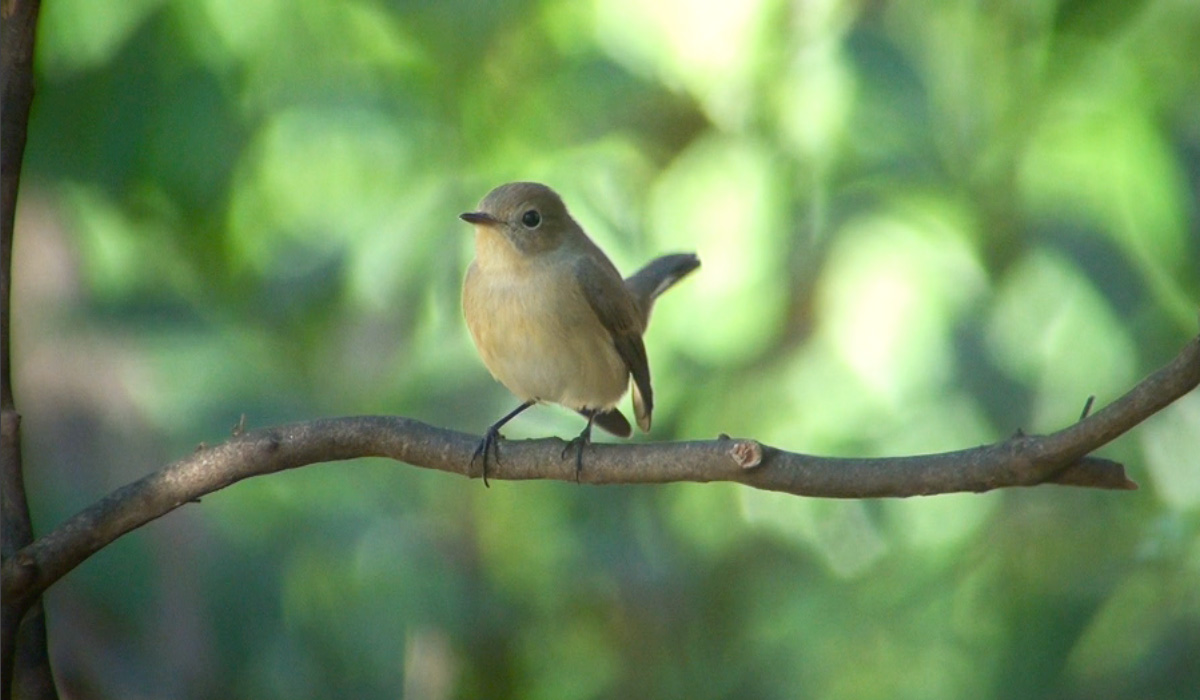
[561,420,594,483]
[472,426,504,488]
[471,400,536,487]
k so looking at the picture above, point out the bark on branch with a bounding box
[3,332,1198,618]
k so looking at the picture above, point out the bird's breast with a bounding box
[463,259,629,410]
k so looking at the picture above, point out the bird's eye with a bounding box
[521,209,541,228]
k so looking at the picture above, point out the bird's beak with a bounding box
[460,211,500,226]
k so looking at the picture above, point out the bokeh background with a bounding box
[10,0,1200,698]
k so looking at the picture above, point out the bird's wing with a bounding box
[575,255,653,432]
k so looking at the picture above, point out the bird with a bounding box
[459,181,699,484]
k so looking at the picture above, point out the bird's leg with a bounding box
[474,400,535,487]
[561,410,597,483]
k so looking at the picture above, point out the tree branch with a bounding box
[2,1,55,699]
[2,332,1197,618]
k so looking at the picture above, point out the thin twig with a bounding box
[1079,395,1095,421]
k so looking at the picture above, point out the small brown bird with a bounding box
[460,182,699,483]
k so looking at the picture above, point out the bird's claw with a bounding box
[472,428,504,487]
[561,433,591,483]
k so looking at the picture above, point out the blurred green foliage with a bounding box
[11,0,1200,698]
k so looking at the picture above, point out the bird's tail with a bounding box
[624,253,700,327]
